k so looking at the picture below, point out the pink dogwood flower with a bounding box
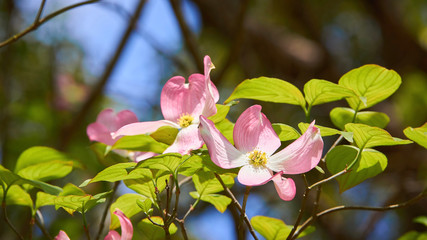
[114,55,219,155]
[54,230,70,240]
[105,209,133,240]
[199,105,323,201]
[87,108,157,161]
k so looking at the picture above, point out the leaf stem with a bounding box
[95,181,120,240]
[35,210,53,240]
[1,185,24,240]
[214,173,258,240]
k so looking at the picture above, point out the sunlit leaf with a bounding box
[90,162,137,183]
[134,153,182,177]
[14,146,76,173]
[150,126,179,145]
[112,134,168,153]
[326,145,387,192]
[124,175,168,207]
[17,160,73,182]
[136,198,153,215]
[177,154,204,176]
[0,185,33,208]
[414,216,427,227]
[215,119,235,144]
[404,122,427,149]
[330,107,390,130]
[138,217,177,240]
[346,123,412,148]
[272,123,301,141]
[90,143,129,166]
[398,231,427,240]
[189,191,231,213]
[298,122,341,137]
[209,104,230,123]
[224,77,305,108]
[338,65,401,110]
[192,170,234,196]
[251,216,314,240]
[304,79,355,106]
[110,194,147,230]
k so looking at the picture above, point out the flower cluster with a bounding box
[84,55,323,236]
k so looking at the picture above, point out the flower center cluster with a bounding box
[248,150,267,167]
[178,114,194,128]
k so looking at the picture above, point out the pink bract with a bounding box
[87,108,138,146]
[199,105,324,201]
[114,55,219,155]
[54,230,70,240]
[105,209,133,240]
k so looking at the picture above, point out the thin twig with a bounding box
[59,0,147,150]
[214,173,259,240]
[82,204,91,240]
[2,186,24,240]
[178,220,189,240]
[95,181,120,240]
[169,0,203,72]
[35,210,53,240]
[35,0,47,23]
[0,0,100,48]
[290,191,427,240]
[286,187,311,240]
[238,186,252,237]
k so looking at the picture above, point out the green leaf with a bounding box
[251,216,314,240]
[346,123,412,148]
[330,107,390,130]
[298,122,341,137]
[0,165,62,195]
[54,193,107,214]
[138,217,177,240]
[338,64,401,110]
[398,231,427,240]
[208,104,230,123]
[90,143,129,166]
[134,153,182,177]
[124,175,169,207]
[15,146,76,173]
[404,122,427,149]
[224,77,305,108]
[150,126,179,145]
[136,198,153,215]
[414,216,427,227]
[189,191,231,213]
[177,154,204,176]
[90,162,137,183]
[110,194,147,230]
[193,171,234,196]
[304,79,355,106]
[17,160,73,182]
[326,145,387,192]
[272,123,301,141]
[0,185,33,208]
[35,191,56,209]
[215,119,235,144]
[112,134,168,153]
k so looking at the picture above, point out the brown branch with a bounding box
[95,181,120,240]
[59,0,147,150]
[290,191,427,240]
[214,173,258,240]
[169,0,203,73]
[0,0,100,48]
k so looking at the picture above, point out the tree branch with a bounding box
[0,0,100,48]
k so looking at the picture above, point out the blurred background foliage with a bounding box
[0,0,426,239]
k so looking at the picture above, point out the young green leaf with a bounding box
[404,122,427,149]
[149,126,179,145]
[338,64,401,110]
[15,146,76,173]
[90,162,137,183]
[251,216,314,240]
[208,104,231,123]
[137,217,177,240]
[326,145,387,192]
[124,175,169,206]
[345,123,412,148]
[189,191,231,213]
[90,142,131,166]
[134,153,182,177]
[17,160,73,182]
[110,194,147,229]
[112,134,169,153]
[330,107,390,130]
[136,198,153,215]
[0,185,33,208]
[298,122,341,137]
[304,79,355,106]
[224,77,306,108]
[272,123,301,141]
